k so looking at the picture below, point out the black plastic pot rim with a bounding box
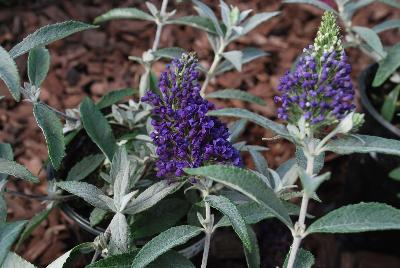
[359,64,400,138]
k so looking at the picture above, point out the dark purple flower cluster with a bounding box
[142,53,241,178]
[274,45,355,127]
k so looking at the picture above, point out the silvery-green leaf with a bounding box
[277,159,298,187]
[33,103,65,169]
[112,147,130,209]
[379,0,400,8]
[86,251,138,268]
[244,226,260,268]
[352,26,385,56]
[96,88,135,109]
[241,11,280,35]
[240,145,269,152]
[145,2,158,17]
[215,200,302,228]
[57,181,112,211]
[16,207,52,249]
[66,154,105,181]
[219,0,230,27]
[131,198,189,240]
[373,43,400,87]
[123,181,182,215]
[46,242,93,268]
[147,251,195,268]
[0,195,6,223]
[283,248,314,268]
[389,167,400,181]
[3,252,36,268]
[0,159,39,183]
[89,207,107,227]
[185,165,292,228]
[192,0,223,36]
[94,8,154,24]
[207,108,291,140]
[206,89,265,105]
[295,148,324,175]
[166,16,217,34]
[153,47,186,60]
[109,213,129,254]
[206,195,251,250]
[0,220,27,266]
[0,45,20,101]
[215,48,267,75]
[28,47,50,88]
[324,134,400,156]
[228,119,247,142]
[307,202,400,234]
[20,82,40,102]
[131,225,202,268]
[249,149,269,178]
[80,97,117,160]
[372,19,400,33]
[298,168,330,196]
[283,0,337,13]
[10,21,97,58]
[380,84,400,122]
[0,143,13,180]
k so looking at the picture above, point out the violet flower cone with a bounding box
[274,12,355,131]
[142,53,241,178]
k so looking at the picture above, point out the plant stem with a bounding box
[41,102,79,122]
[286,154,314,268]
[200,38,226,97]
[151,0,168,52]
[91,226,111,263]
[201,192,213,268]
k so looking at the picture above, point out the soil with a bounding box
[1,0,400,267]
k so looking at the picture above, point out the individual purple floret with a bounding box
[142,53,241,179]
[274,12,355,130]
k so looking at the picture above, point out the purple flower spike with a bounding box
[142,53,241,179]
[274,12,355,131]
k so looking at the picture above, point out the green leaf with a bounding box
[89,207,108,227]
[352,26,384,56]
[90,251,139,267]
[80,97,117,160]
[207,108,291,140]
[283,0,338,13]
[109,213,129,254]
[0,195,6,223]
[185,165,292,228]
[28,47,50,87]
[242,11,280,35]
[131,198,189,240]
[389,166,400,181]
[222,50,243,71]
[192,0,223,36]
[295,148,325,175]
[16,207,52,249]
[0,220,27,266]
[166,16,217,34]
[244,226,260,268]
[57,181,112,211]
[96,88,135,109]
[147,251,195,268]
[0,143,13,180]
[228,119,247,142]
[380,84,400,122]
[33,103,65,169]
[283,248,315,268]
[0,159,39,183]
[215,48,267,75]
[9,21,97,58]
[379,0,400,8]
[123,181,182,215]
[307,202,400,234]
[3,252,36,268]
[66,154,105,181]
[153,47,186,60]
[46,242,93,268]
[373,43,400,87]
[131,225,203,268]
[206,89,265,105]
[298,169,330,197]
[206,195,251,250]
[87,251,137,268]
[373,19,400,33]
[324,134,400,157]
[94,8,154,24]
[0,45,20,101]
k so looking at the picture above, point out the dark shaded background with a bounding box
[0,0,399,267]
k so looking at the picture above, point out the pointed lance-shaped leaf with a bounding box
[0,45,20,101]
